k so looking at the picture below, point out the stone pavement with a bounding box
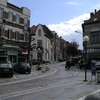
[31,63,56,77]
[78,79,100,100]
[31,63,100,100]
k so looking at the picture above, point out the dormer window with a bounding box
[93,18,97,21]
[38,29,42,36]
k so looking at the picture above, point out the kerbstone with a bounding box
[84,94,100,100]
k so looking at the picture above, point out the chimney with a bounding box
[95,9,97,14]
[90,12,94,18]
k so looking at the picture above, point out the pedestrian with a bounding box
[66,59,70,69]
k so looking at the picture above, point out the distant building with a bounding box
[30,24,54,63]
[30,24,69,63]
[0,0,30,65]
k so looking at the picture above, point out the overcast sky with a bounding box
[8,0,100,49]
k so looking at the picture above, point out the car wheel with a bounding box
[10,74,13,77]
[28,71,31,74]
[80,66,82,69]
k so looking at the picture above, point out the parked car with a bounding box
[30,59,39,65]
[95,61,100,70]
[14,62,31,74]
[0,62,13,77]
[30,58,42,65]
[68,58,75,66]
[78,59,86,69]
[78,59,91,69]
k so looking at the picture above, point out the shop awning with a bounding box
[3,44,19,49]
[19,48,28,55]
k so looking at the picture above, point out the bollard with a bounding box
[84,94,100,100]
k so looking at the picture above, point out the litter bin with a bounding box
[97,70,100,83]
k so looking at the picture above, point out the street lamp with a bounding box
[83,36,89,81]
[75,31,83,35]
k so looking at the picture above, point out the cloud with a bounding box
[66,2,78,5]
[48,13,90,37]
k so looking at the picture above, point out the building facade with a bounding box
[82,9,100,60]
[30,24,54,63]
[0,0,30,66]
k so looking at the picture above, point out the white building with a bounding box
[30,24,54,63]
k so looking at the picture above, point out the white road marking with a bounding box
[0,68,57,86]
[0,80,81,100]
[13,76,17,79]
[31,72,37,75]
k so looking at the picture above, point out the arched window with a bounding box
[38,29,42,36]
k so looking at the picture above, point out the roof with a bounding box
[30,25,38,35]
[83,9,100,25]
[30,24,54,39]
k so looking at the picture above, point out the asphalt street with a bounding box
[0,62,100,100]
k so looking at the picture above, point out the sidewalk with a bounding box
[78,79,100,100]
[31,63,56,76]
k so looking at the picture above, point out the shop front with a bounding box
[0,44,19,66]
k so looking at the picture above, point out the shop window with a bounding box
[9,55,17,63]
[13,55,17,63]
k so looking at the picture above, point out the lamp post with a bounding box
[83,36,89,81]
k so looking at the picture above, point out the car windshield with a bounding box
[21,63,30,66]
[96,61,100,65]
[0,63,12,68]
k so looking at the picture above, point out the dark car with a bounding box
[0,62,13,77]
[78,59,86,69]
[30,59,39,65]
[30,58,42,65]
[14,62,31,74]
[78,58,92,69]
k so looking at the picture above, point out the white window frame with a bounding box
[16,14,20,24]
[24,33,28,41]
[15,31,19,40]
[0,26,2,36]
[0,7,3,23]
[38,29,42,36]
[8,11,13,22]
[24,17,28,29]
[8,30,13,39]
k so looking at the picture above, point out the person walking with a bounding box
[65,58,70,69]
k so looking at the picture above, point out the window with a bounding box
[0,7,3,18]
[24,17,28,29]
[8,11,13,22]
[8,30,13,39]
[38,29,42,36]
[90,31,100,43]
[37,40,42,47]
[24,33,28,41]
[15,31,19,40]
[0,7,3,23]
[16,14,20,24]
[0,26,2,36]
